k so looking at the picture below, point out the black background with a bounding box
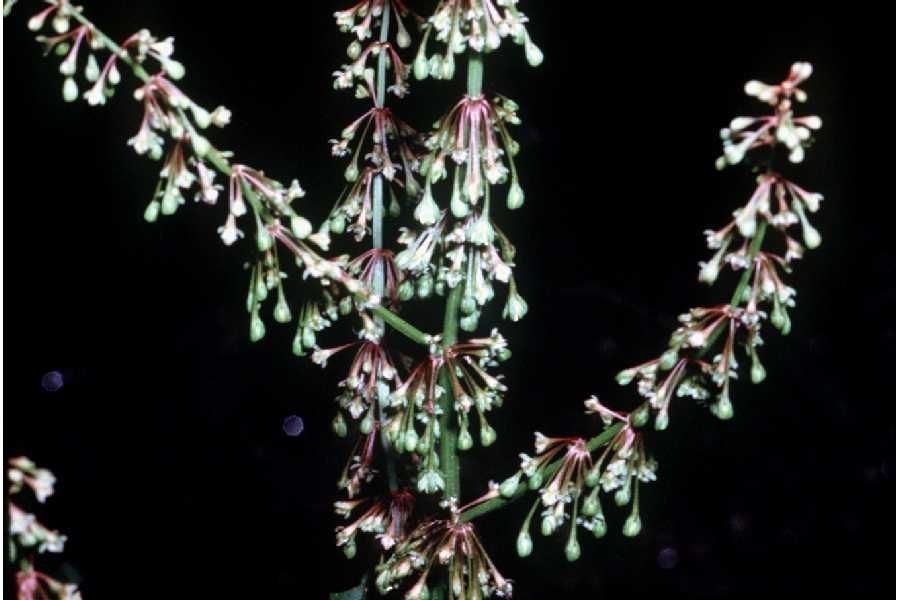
[4,2,895,598]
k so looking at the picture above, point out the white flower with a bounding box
[217,213,243,246]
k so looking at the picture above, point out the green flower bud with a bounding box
[460,295,477,315]
[397,280,414,302]
[416,433,430,456]
[273,296,292,324]
[540,515,555,536]
[528,472,543,490]
[85,54,100,82]
[581,491,601,517]
[497,348,512,362]
[302,326,316,349]
[516,530,533,557]
[291,215,312,239]
[623,514,642,537]
[292,331,305,357]
[250,310,266,342]
[404,429,419,453]
[457,428,473,451]
[525,40,544,67]
[659,348,679,370]
[565,537,581,562]
[592,517,607,538]
[360,413,374,435]
[256,229,273,253]
[751,359,767,384]
[161,189,180,215]
[413,49,429,81]
[339,296,353,316]
[54,42,70,57]
[342,539,356,559]
[500,473,521,498]
[585,465,601,488]
[143,200,160,223]
[414,185,440,226]
[332,413,348,438]
[506,181,524,210]
[344,162,359,183]
[654,411,669,431]
[615,369,636,386]
[416,274,433,299]
[460,312,479,332]
[713,395,734,420]
[480,423,497,447]
[625,405,647,428]
[441,55,455,80]
[614,487,630,507]
[347,41,362,59]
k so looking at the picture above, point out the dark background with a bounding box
[4,2,895,598]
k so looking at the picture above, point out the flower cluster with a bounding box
[613,63,824,429]
[498,403,655,561]
[414,0,543,80]
[376,505,513,599]
[716,62,822,168]
[335,489,416,556]
[9,457,82,600]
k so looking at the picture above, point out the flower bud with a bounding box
[291,215,312,239]
[623,514,642,537]
[413,49,429,81]
[360,413,374,435]
[457,428,474,451]
[500,473,521,498]
[460,312,480,332]
[712,395,733,420]
[343,539,357,559]
[540,515,555,536]
[659,349,678,370]
[249,309,266,342]
[525,40,544,67]
[347,41,361,59]
[506,182,524,210]
[592,517,607,538]
[344,162,359,183]
[615,369,636,386]
[654,411,669,431]
[330,214,347,234]
[528,472,543,490]
[581,491,601,517]
[332,413,348,438]
[143,199,161,223]
[460,295,477,315]
[339,296,353,316]
[404,429,419,453]
[630,404,649,428]
[480,423,497,447]
[302,326,316,349]
[502,288,528,322]
[397,280,414,302]
[585,465,601,488]
[750,359,766,384]
[62,77,78,102]
[414,186,440,226]
[614,487,630,507]
[440,55,455,80]
[416,274,433,299]
[273,296,292,324]
[516,530,533,557]
[565,537,581,562]
[292,331,305,356]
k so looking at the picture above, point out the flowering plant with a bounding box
[8,1,825,597]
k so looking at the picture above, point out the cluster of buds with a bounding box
[375,503,513,599]
[614,63,824,430]
[700,172,822,286]
[313,339,401,430]
[414,0,542,80]
[395,209,524,330]
[418,94,524,215]
[381,330,509,494]
[716,62,822,168]
[497,402,655,561]
[9,458,82,600]
[329,0,424,246]
[335,489,416,557]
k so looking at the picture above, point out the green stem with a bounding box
[438,54,484,503]
[373,7,397,492]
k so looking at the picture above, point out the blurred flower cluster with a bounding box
[9,457,82,600]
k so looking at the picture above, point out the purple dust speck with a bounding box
[41,371,64,392]
[657,547,679,569]
[282,415,305,437]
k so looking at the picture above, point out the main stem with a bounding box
[372,8,398,493]
[438,54,484,502]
